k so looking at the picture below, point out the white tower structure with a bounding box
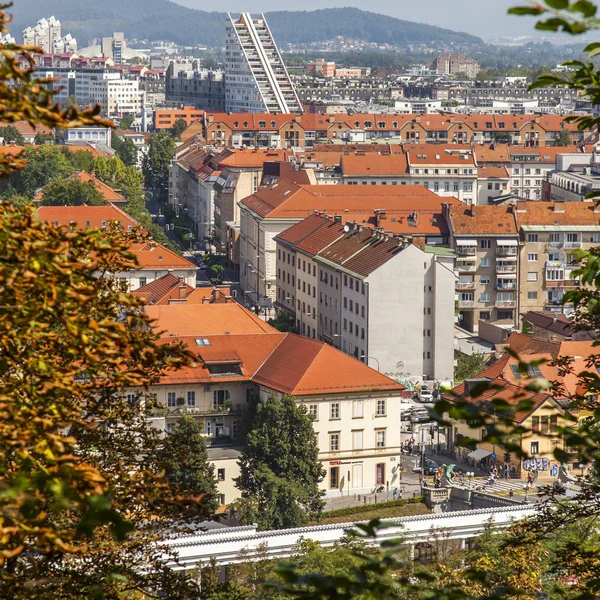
[225,13,302,114]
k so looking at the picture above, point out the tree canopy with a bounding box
[235,395,324,530]
[39,177,106,206]
[143,130,176,190]
[0,125,25,145]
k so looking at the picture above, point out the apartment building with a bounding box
[239,182,457,308]
[89,77,145,118]
[517,201,600,315]
[165,60,225,111]
[476,166,511,204]
[429,53,480,79]
[275,214,455,384]
[154,106,204,130]
[544,152,600,202]
[225,13,302,114]
[444,203,520,333]
[141,301,405,501]
[200,112,585,149]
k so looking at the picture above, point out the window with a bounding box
[550,415,558,432]
[527,272,538,282]
[376,463,385,485]
[353,399,363,418]
[329,433,340,451]
[528,253,538,262]
[376,399,386,416]
[530,441,539,455]
[308,404,318,420]
[376,429,386,448]
[480,311,490,320]
[481,258,491,267]
[245,388,254,403]
[330,467,339,488]
[480,275,491,284]
[187,391,196,406]
[480,292,490,303]
[532,416,540,432]
[528,291,538,300]
[527,233,538,243]
[139,277,147,287]
[549,233,560,243]
[330,403,340,420]
[480,239,491,249]
[217,468,225,481]
[352,430,363,450]
[541,415,549,433]
[167,392,176,407]
[206,421,211,436]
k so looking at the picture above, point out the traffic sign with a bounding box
[491,452,497,460]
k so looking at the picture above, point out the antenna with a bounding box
[343,225,350,233]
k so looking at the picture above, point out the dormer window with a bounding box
[243,121,248,128]
[271,120,276,127]
[364,121,372,128]
[378,121,385,128]
[258,120,266,128]
[233,121,238,127]
[392,121,398,128]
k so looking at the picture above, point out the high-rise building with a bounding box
[225,13,302,114]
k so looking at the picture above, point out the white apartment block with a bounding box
[225,13,302,114]
[89,78,146,118]
[275,215,455,386]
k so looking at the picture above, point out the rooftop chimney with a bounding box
[333,214,342,223]
[179,285,187,300]
[553,201,565,213]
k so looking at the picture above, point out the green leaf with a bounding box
[570,0,597,17]
[508,6,546,15]
[545,0,569,8]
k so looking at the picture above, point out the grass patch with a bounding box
[311,498,430,525]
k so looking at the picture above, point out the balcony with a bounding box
[547,241,563,249]
[495,282,517,291]
[456,246,477,256]
[545,276,580,288]
[456,262,477,273]
[495,300,516,309]
[456,281,476,291]
[564,240,582,249]
[457,300,475,309]
[496,263,517,274]
[496,248,518,258]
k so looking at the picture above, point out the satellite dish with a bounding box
[343,225,350,233]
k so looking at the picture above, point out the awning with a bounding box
[456,239,477,246]
[497,274,517,279]
[496,239,518,246]
[468,448,492,460]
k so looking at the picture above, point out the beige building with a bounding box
[140,302,405,504]
[444,203,520,333]
[517,201,600,315]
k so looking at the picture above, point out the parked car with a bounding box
[418,386,433,403]
[410,410,431,423]
[400,406,417,420]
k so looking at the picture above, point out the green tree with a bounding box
[235,395,325,530]
[170,118,188,138]
[3,146,74,198]
[143,129,176,189]
[556,127,572,146]
[155,416,219,514]
[119,113,135,130]
[111,133,138,166]
[39,178,106,206]
[62,148,95,173]
[65,94,78,107]
[454,350,489,381]
[0,125,25,145]
[34,132,55,145]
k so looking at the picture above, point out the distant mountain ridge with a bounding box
[7,0,482,48]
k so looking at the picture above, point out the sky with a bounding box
[173,0,545,41]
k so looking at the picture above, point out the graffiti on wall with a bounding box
[522,457,550,472]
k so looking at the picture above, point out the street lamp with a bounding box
[523,482,530,502]
[467,471,474,489]
[360,355,380,371]
[333,333,352,354]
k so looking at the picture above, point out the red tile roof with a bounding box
[129,243,196,270]
[478,166,510,179]
[406,144,476,166]
[275,213,345,256]
[516,201,600,226]
[253,333,404,395]
[449,204,518,236]
[37,203,138,230]
[341,152,408,176]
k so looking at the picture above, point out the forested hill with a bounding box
[7,0,482,48]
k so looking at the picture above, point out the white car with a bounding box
[418,386,434,403]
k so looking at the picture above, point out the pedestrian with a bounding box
[399,487,404,500]
[509,489,514,499]
[393,487,398,500]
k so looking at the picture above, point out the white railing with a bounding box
[457,300,475,308]
[163,505,536,570]
[496,264,517,273]
[456,282,476,290]
[495,300,516,308]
